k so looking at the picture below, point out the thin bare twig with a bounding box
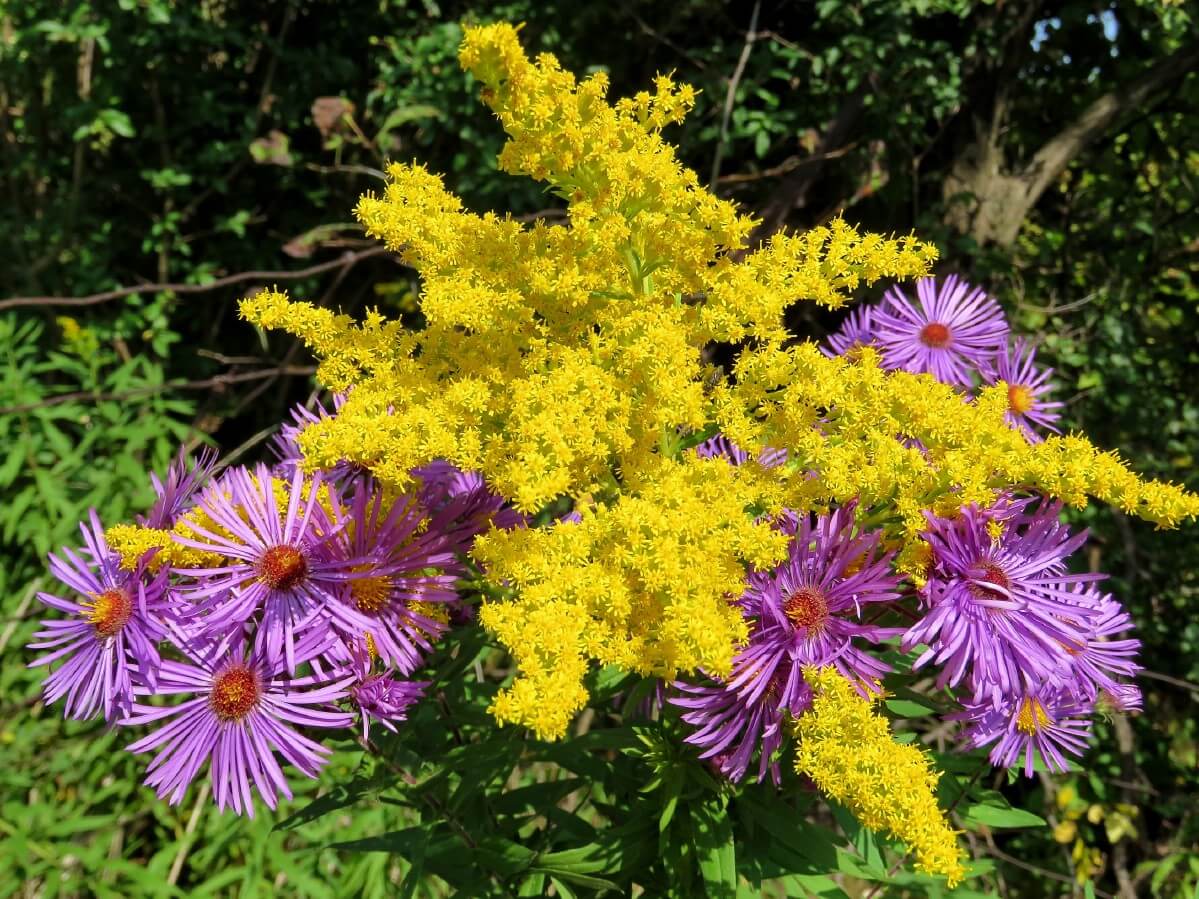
[0,246,390,313]
[717,145,858,185]
[710,0,761,187]
[0,365,315,416]
[303,162,388,181]
[1139,668,1199,696]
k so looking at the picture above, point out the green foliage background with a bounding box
[1,1,1196,896]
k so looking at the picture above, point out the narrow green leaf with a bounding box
[692,797,736,899]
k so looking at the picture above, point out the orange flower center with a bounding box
[85,588,133,638]
[1007,384,1035,414]
[919,322,951,348]
[1015,697,1051,735]
[783,586,829,633]
[259,544,307,590]
[210,664,261,722]
[350,570,393,615]
[968,561,1011,599]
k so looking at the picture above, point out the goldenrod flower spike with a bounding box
[795,667,967,886]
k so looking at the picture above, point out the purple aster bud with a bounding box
[140,445,219,530]
[346,640,427,741]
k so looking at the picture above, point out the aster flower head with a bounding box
[347,639,428,741]
[1057,586,1141,700]
[123,628,352,816]
[140,446,220,529]
[875,274,1009,386]
[271,395,370,488]
[902,499,1104,703]
[954,687,1092,776]
[672,503,901,783]
[28,510,169,721]
[1097,682,1143,716]
[984,338,1063,441]
[823,303,878,357]
[414,460,524,543]
[671,668,801,784]
[172,464,361,674]
[738,503,903,691]
[325,481,464,674]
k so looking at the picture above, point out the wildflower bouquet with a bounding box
[30,21,1197,892]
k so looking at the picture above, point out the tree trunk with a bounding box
[943,39,1199,247]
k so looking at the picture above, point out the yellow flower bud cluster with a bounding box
[238,22,1198,741]
[794,667,967,886]
[473,456,788,739]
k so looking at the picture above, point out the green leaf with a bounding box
[884,698,936,718]
[961,801,1046,829]
[692,796,736,899]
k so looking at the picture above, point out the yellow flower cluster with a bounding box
[794,667,967,886]
[712,344,1199,556]
[473,456,788,738]
[239,22,1198,737]
[56,316,100,358]
[106,522,222,572]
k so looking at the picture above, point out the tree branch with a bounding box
[0,365,315,415]
[710,0,762,187]
[1022,39,1199,203]
[0,246,390,313]
[751,89,865,241]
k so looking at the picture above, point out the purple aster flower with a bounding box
[902,500,1104,703]
[28,510,168,721]
[346,640,427,741]
[140,446,220,530]
[172,464,360,674]
[671,503,901,783]
[672,670,797,784]
[1097,682,1142,715]
[823,303,878,357]
[983,339,1063,441]
[735,504,903,691]
[271,395,371,487]
[414,461,524,544]
[1057,586,1140,700]
[874,275,1009,386]
[123,629,352,816]
[693,435,788,469]
[954,687,1092,776]
[324,481,463,674]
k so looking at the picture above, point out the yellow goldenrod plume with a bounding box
[794,667,967,886]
